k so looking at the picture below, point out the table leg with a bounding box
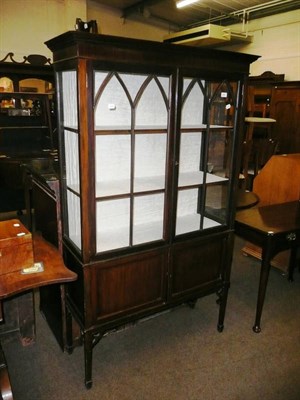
[288,246,297,282]
[253,235,274,333]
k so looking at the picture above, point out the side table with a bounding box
[0,232,77,399]
[235,201,300,333]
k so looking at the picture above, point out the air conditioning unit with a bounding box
[164,23,252,47]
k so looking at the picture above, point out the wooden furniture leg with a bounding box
[288,245,297,282]
[84,331,93,389]
[235,201,300,333]
[253,235,273,333]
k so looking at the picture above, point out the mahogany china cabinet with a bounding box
[46,31,257,388]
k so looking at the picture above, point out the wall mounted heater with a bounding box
[164,24,253,47]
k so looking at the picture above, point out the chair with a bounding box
[250,137,279,179]
[239,139,253,190]
[241,137,278,190]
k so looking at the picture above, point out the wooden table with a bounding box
[0,234,76,301]
[236,189,259,210]
[0,233,77,400]
[235,201,300,333]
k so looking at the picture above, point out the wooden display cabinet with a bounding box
[269,83,300,153]
[46,31,257,388]
[247,71,300,153]
[0,54,57,213]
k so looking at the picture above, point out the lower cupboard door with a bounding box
[89,248,168,324]
[170,233,229,299]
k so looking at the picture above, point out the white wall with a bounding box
[217,10,300,81]
[0,1,299,81]
[87,4,299,81]
[87,1,168,41]
[0,0,87,60]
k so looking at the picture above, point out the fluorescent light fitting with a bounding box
[176,0,199,9]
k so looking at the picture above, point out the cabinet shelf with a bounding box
[176,214,220,235]
[178,171,228,187]
[92,173,227,198]
[94,125,233,134]
[0,125,50,130]
[181,124,233,131]
[97,219,164,252]
[95,175,165,197]
[95,126,168,134]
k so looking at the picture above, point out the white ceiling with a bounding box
[92,0,300,30]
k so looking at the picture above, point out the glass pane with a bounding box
[119,73,148,101]
[62,71,78,129]
[67,190,81,249]
[176,189,220,235]
[134,133,166,192]
[95,135,131,197]
[65,130,80,193]
[208,81,237,127]
[207,128,233,177]
[135,77,169,128]
[181,79,205,127]
[94,73,131,129]
[96,198,130,252]
[205,184,228,225]
[178,131,203,187]
[133,193,164,244]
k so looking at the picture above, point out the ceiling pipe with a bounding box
[121,0,300,32]
[188,0,299,29]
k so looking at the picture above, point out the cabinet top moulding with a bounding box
[45,31,259,75]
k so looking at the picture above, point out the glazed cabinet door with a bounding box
[58,67,173,256]
[175,77,239,236]
[93,69,172,254]
[171,76,240,298]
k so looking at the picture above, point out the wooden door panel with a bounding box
[88,248,168,323]
[170,234,228,298]
[270,87,300,153]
